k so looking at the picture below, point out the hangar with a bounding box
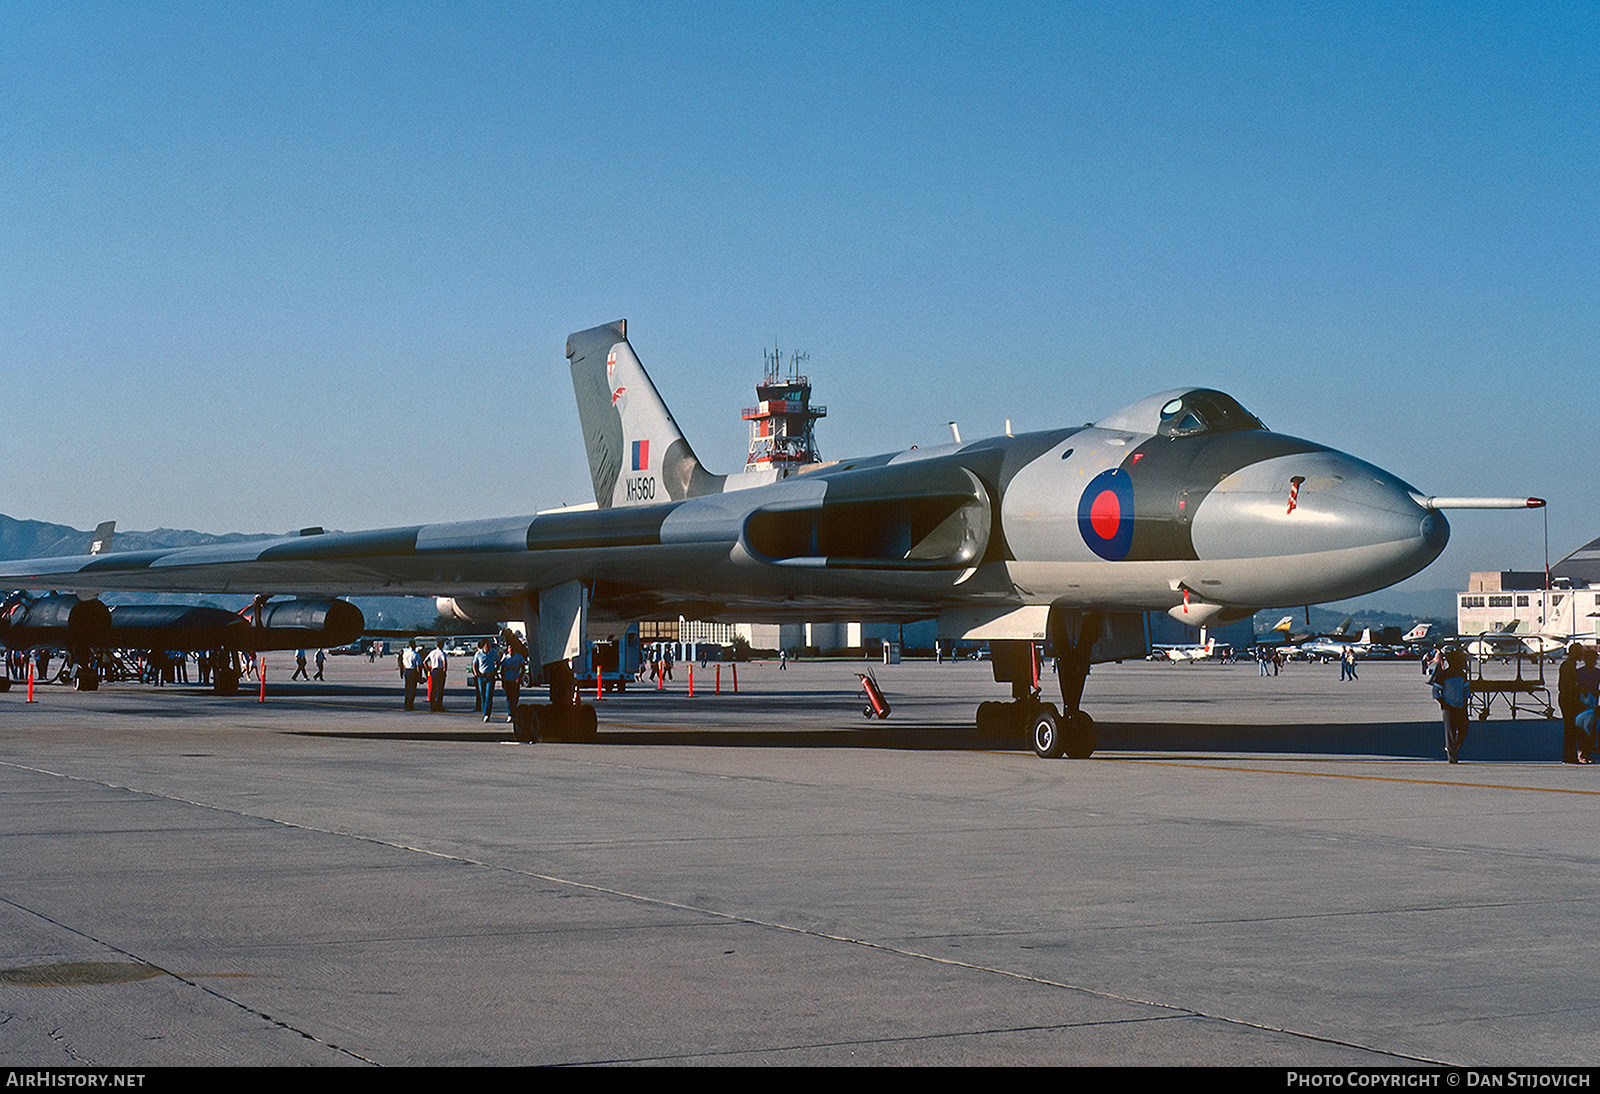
[1458,533,1600,641]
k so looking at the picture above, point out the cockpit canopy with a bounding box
[1093,388,1266,438]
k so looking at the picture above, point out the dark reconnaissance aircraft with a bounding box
[1,520,364,692]
[0,320,1542,757]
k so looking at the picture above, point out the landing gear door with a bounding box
[1045,608,1149,664]
[1093,611,1150,663]
[536,580,589,668]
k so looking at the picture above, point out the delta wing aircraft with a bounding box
[0,320,1545,757]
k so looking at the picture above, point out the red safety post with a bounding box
[26,659,35,703]
[688,663,694,697]
[596,666,603,701]
[259,656,267,703]
[715,664,721,694]
[732,663,738,693]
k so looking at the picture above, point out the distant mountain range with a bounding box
[0,513,285,560]
[1320,588,1461,627]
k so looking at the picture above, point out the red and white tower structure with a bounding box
[743,348,826,473]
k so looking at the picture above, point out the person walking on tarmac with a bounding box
[292,649,309,680]
[1430,649,1471,763]
[499,632,527,723]
[426,639,449,712]
[473,638,499,723]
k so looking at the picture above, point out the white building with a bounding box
[1457,534,1600,641]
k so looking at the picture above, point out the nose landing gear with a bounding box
[974,607,1103,759]
[1030,705,1096,759]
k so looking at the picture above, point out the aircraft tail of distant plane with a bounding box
[566,319,727,509]
[88,521,115,555]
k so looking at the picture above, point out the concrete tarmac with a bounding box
[1,655,1594,1067]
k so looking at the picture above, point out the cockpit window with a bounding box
[1156,390,1265,438]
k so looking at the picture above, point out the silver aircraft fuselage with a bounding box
[0,391,1450,631]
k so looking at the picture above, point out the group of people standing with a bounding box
[1252,646,1359,678]
[1426,642,1600,765]
[400,632,529,720]
[6,647,56,682]
[1558,644,1600,765]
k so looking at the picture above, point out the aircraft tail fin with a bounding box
[1270,615,1294,633]
[89,521,115,555]
[566,320,726,509]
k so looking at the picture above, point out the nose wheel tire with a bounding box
[1064,710,1096,758]
[1031,707,1096,760]
[1032,707,1067,759]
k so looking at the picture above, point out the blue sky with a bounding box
[3,1,1594,596]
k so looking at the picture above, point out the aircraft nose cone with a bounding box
[1420,510,1450,553]
[1190,443,1448,601]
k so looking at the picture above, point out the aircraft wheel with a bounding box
[975,701,999,737]
[575,703,598,742]
[511,703,539,742]
[1031,706,1067,759]
[548,704,573,741]
[1064,711,1096,759]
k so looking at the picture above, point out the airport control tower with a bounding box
[743,347,826,473]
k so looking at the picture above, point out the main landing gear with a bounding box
[512,659,598,743]
[975,608,1101,760]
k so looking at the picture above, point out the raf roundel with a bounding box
[1078,468,1135,560]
